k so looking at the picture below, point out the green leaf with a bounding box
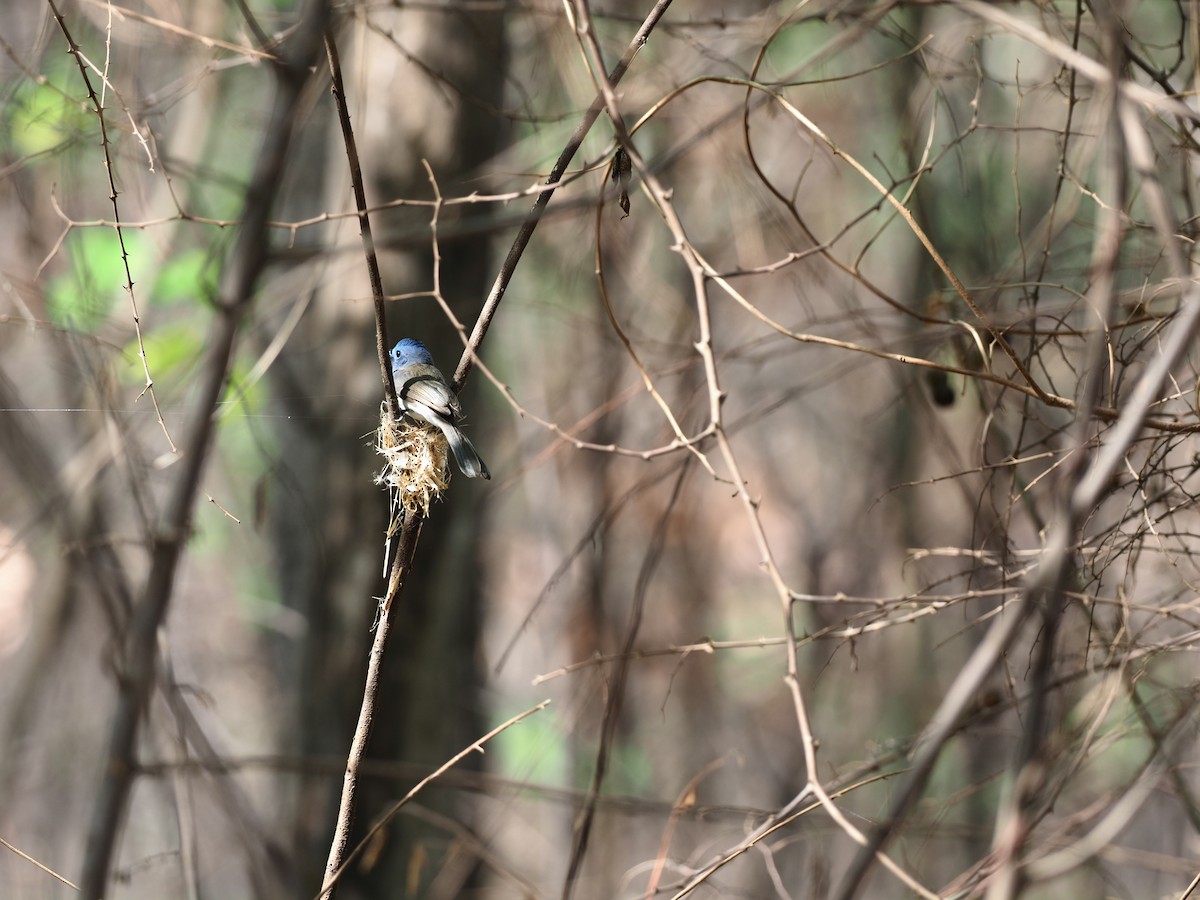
[45,228,144,332]
[152,247,219,306]
[122,321,205,378]
[492,711,567,785]
[222,359,265,419]
[5,78,89,158]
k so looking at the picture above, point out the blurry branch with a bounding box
[738,11,941,323]
[37,174,603,240]
[593,163,719,478]
[1122,673,1200,834]
[318,699,550,899]
[699,248,1194,432]
[77,0,331,895]
[830,586,1036,900]
[0,836,79,892]
[1023,705,1197,885]
[835,30,1200,894]
[1029,0,1086,305]
[46,0,175,455]
[161,661,295,896]
[644,756,729,899]
[531,586,1024,684]
[957,0,1200,126]
[569,0,934,895]
[1178,870,1200,900]
[138,749,782,820]
[983,19,1126,890]
[669,768,909,899]
[740,88,1047,404]
[496,458,679,671]
[562,461,688,900]
[984,39,1200,899]
[229,0,272,49]
[567,69,1200,433]
[1071,91,1200,508]
[82,0,278,61]
[399,804,544,897]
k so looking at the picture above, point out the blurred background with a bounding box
[2,1,1200,897]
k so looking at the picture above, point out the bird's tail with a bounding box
[442,425,490,480]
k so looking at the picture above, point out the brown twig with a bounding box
[320,511,422,899]
[451,0,676,391]
[568,0,942,893]
[561,459,688,899]
[318,698,550,899]
[315,21,424,894]
[323,25,400,422]
[46,0,176,455]
[644,757,728,898]
[1,836,80,892]
[981,18,1128,896]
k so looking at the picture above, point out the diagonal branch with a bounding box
[451,0,676,391]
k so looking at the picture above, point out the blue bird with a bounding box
[390,338,490,480]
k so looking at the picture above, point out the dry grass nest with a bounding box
[374,405,451,520]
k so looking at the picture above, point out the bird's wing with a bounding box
[399,372,462,421]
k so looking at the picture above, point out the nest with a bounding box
[374,404,451,521]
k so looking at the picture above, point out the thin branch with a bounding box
[48,0,176,454]
[318,699,550,899]
[561,460,689,899]
[320,511,423,899]
[323,24,400,422]
[1,836,80,892]
[450,0,676,390]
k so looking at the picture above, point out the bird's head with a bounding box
[391,338,434,368]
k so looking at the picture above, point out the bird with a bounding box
[389,338,490,480]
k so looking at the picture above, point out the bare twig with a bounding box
[569,0,937,895]
[984,20,1127,893]
[1,836,80,892]
[323,25,400,422]
[644,757,728,899]
[47,0,176,454]
[320,512,423,899]
[450,0,676,390]
[318,699,550,898]
[562,460,688,899]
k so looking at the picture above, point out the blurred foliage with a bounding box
[46,228,142,331]
[4,70,88,159]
